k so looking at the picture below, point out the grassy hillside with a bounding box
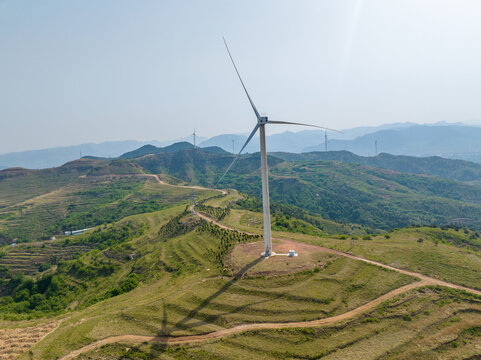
[11,207,414,359]
[0,180,478,359]
[133,149,282,186]
[6,149,481,235]
[132,150,481,230]
[220,160,481,231]
[306,225,481,291]
[7,206,478,359]
[272,150,481,182]
[87,286,481,359]
[0,159,216,243]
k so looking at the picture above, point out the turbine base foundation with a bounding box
[260,251,276,258]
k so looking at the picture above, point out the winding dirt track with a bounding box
[58,184,481,359]
[145,174,227,195]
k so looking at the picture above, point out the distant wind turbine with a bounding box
[324,129,328,152]
[216,37,341,257]
[192,129,199,149]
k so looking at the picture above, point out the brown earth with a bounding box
[225,238,336,276]
[0,321,57,360]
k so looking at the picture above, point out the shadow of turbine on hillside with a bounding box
[166,256,263,334]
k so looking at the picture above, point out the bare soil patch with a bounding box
[0,321,57,359]
[225,238,337,277]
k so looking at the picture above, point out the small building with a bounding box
[288,250,296,257]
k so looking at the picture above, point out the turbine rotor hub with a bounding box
[258,116,268,124]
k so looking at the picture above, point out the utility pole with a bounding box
[232,139,235,155]
[375,140,378,156]
[324,130,328,152]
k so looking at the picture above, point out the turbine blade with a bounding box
[223,37,260,119]
[238,123,260,155]
[267,120,342,133]
[215,124,259,187]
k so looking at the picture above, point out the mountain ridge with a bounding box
[5,122,479,169]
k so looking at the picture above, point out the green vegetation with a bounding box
[236,197,352,235]
[0,221,145,319]
[1,149,481,359]
[198,220,260,267]
[303,226,481,290]
[272,150,481,182]
[0,242,94,275]
[196,202,230,221]
[87,286,481,360]
[132,149,481,230]
[8,204,413,359]
[0,170,215,243]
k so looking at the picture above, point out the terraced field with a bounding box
[0,320,57,360]
[0,242,94,275]
[81,286,481,360]
[1,173,480,359]
[20,210,416,359]
[0,175,216,243]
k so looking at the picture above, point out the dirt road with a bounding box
[144,174,226,194]
[59,280,436,360]
[194,207,481,296]
[56,186,481,359]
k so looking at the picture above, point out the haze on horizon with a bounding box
[1,0,481,154]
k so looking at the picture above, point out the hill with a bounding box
[127,150,481,231]
[272,150,481,182]
[120,142,229,159]
[5,149,481,235]
[0,186,478,359]
[0,158,216,243]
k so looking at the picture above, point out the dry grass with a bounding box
[0,321,57,359]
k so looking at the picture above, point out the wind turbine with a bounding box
[217,38,340,257]
[192,129,199,149]
[324,129,328,152]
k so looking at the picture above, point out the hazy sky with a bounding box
[1,0,481,154]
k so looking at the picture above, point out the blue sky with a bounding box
[1,0,481,153]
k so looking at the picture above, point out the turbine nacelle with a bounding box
[218,37,342,257]
[258,116,268,124]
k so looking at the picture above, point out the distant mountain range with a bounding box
[197,122,417,154]
[304,124,481,159]
[0,140,158,170]
[2,122,481,169]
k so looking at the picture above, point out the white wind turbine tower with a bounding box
[192,129,199,149]
[324,129,328,152]
[217,38,340,257]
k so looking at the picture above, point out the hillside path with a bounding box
[194,206,481,296]
[59,281,430,360]
[58,187,481,359]
[144,174,227,194]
